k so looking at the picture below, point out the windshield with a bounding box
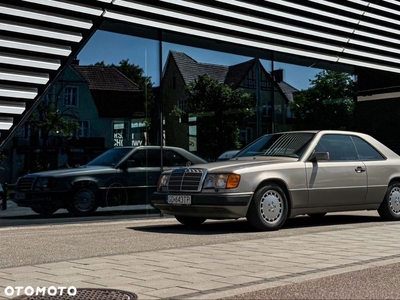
[86,148,133,167]
[237,132,315,159]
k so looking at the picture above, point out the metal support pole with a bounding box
[271,53,275,133]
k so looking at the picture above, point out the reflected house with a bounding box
[162,51,298,154]
[7,62,146,182]
[72,64,147,148]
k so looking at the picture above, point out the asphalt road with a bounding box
[1,202,399,299]
[0,200,162,227]
[0,204,390,268]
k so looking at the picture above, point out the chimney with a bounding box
[72,58,80,65]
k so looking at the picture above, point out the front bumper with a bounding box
[151,191,253,219]
[12,190,69,208]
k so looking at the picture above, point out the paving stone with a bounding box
[140,286,196,298]
[2,223,400,300]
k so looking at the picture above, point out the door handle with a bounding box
[355,166,366,173]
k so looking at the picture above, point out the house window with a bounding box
[63,86,78,106]
[172,76,176,89]
[113,121,127,147]
[131,119,146,146]
[241,69,256,89]
[170,76,176,89]
[178,98,187,111]
[77,121,89,137]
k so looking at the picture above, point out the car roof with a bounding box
[109,145,185,150]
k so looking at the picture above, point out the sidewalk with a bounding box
[1,222,400,299]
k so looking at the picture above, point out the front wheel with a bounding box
[247,183,288,231]
[378,182,400,221]
[68,188,98,217]
[175,216,206,227]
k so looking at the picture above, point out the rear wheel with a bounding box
[106,183,128,215]
[31,205,58,217]
[106,183,128,207]
[175,216,206,227]
[378,182,400,221]
[247,183,288,231]
[68,188,98,216]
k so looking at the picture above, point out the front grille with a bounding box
[17,177,35,191]
[168,168,205,192]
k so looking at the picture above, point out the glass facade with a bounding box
[9,21,352,215]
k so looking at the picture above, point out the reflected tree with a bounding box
[290,70,355,130]
[177,74,254,160]
[29,86,80,171]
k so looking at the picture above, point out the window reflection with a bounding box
[6,23,354,217]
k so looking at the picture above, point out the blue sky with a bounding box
[78,30,321,91]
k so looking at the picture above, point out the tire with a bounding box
[106,183,128,207]
[31,205,58,217]
[68,188,98,216]
[106,183,128,215]
[175,216,206,227]
[247,183,288,231]
[307,213,327,218]
[378,181,400,221]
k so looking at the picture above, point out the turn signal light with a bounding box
[226,174,240,189]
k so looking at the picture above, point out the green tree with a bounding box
[178,74,254,160]
[29,86,80,171]
[290,70,355,130]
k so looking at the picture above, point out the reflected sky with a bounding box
[78,30,321,91]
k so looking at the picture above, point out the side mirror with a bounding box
[309,151,330,162]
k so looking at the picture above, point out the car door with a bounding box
[351,135,388,205]
[123,148,162,204]
[306,134,368,207]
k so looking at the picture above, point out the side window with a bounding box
[351,136,385,161]
[147,149,161,167]
[164,150,189,166]
[128,149,160,167]
[127,150,146,167]
[315,134,358,161]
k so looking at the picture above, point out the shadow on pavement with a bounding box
[130,213,383,235]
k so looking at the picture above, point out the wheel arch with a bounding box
[384,177,400,204]
[71,179,99,191]
[254,178,292,216]
[388,178,400,186]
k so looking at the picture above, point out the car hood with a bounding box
[23,166,113,177]
[178,156,299,173]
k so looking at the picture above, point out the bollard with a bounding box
[0,182,6,210]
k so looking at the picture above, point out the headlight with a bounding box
[157,174,170,189]
[34,177,58,190]
[203,173,240,189]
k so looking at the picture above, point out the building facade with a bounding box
[3,63,146,183]
[162,51,298,157]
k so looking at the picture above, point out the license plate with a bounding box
[167,195,191,205]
